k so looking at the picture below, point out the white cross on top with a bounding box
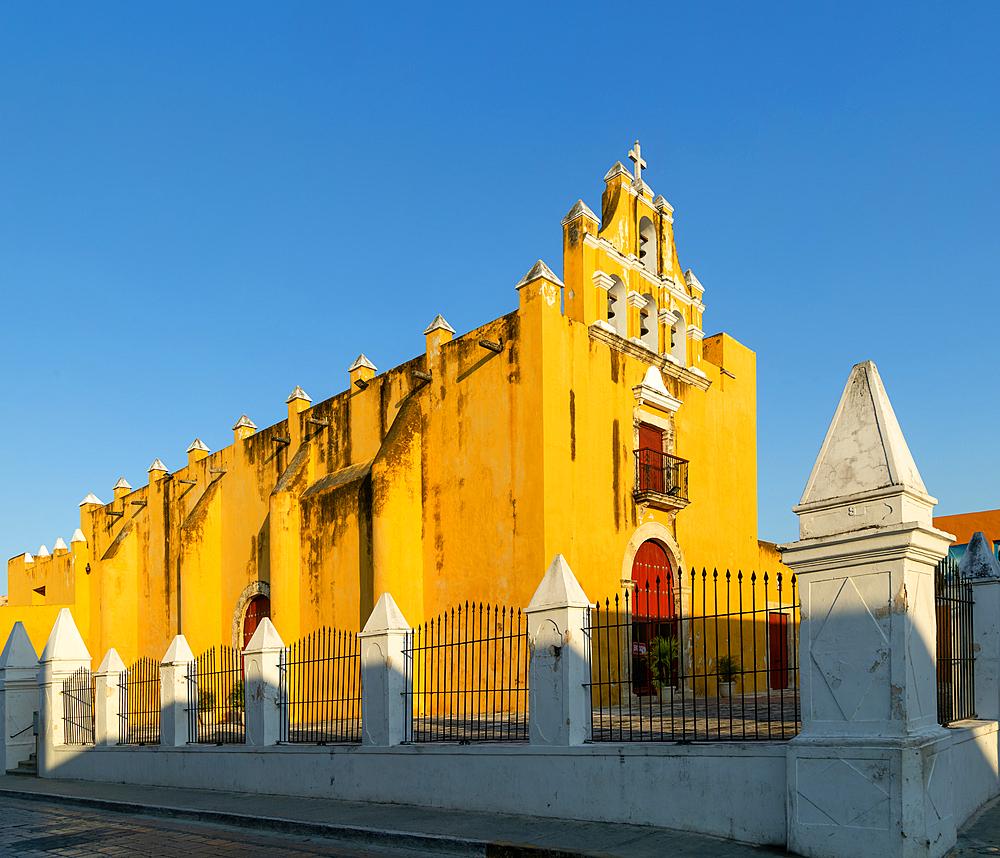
[628,140,646,184]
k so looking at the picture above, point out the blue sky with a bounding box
[1,2,997,591]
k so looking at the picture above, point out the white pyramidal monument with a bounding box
[781,361,957,858]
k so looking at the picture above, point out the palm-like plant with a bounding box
[643,635,680,689]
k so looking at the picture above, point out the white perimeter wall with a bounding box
[43,742,788,845]
[950,721,1000,828]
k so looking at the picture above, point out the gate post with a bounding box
[359,593,410,747]
[160,635,194,747]
[37,609,91,775]
[962,532,1000,721]
[780,362,954,858]
[243,618,285,746]
[94,648,125,746]
[525,555,593,746]
[0,623,39,772]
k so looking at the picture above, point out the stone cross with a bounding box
[629,141,646,184]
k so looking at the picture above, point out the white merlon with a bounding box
[561,199,599,226]
[22,553,33,564]
[113,477,131,491]
[285,386,311,404]
[231,415,256,431]
[603,161,629,182]
[653,194,674,215]
[348,354,377,372]
[245,616,285,651]
[40,608,90,663]
[71,529,86,544]
[799,361,928,508]
[148,459,168,473]
[186,438,210,453]
[959,532,1000,579]
[526,555,592,613]
[684,269,704,295]
[362,592,410,633]
[53,537,68,552]
[36,545,50,558]
[515,260,564,289]
[0,622,37,670]
[633,367,682,414]
[96,648,126,676]
[80,493,104,507]
[423,314,456,336]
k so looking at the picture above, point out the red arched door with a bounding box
[631,541,675,694]
[242,595,271,649]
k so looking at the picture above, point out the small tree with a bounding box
[643,635,680,688]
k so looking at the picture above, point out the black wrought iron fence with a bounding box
[61,667,95,745]
[588,568,800,742]
[936,556,976,726]
[118,657,161,745]
[186,646,245,744]
[403,603,528,743]
[278,626,361,744]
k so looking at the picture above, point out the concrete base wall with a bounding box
[43,742,788,845]
[950,721,1000,828]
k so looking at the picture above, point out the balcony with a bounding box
[633,450,689,511]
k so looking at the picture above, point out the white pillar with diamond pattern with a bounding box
[780,361,956,858]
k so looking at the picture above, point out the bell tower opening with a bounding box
[606,275,627,339]
[638,216,657,275]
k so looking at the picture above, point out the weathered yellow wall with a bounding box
[2,154,778,671]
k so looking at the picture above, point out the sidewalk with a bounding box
[0,775,792,857]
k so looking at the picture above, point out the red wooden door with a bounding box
[768,612,789,690]
[243,595,271,649]
[631,541,675,694]
[637,424,664,493]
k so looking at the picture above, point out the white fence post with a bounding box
[37,609,91,775]
[525,554,593,746]
[963,532,1000,721]
[244,618,285,746]
[359,593,410,747]
[94,649,125,746]
[0,622,39,771]
[160,635,194,747]
[780,362,955,858]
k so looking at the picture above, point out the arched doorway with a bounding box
[631,540,675,694]
[242,595,271,649]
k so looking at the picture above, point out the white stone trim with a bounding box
[592,271,614,292]
[620,523,690,620]
[231,581,271,652]
[633,368,682,414]
[686,325,704,341]
[626,291,645,308]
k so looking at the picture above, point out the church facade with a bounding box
[2,144,779,666]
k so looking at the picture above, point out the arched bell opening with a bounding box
[640,292,658,352]
[638,216,658,275]
[606,275,627,339]
[670,311,687,365]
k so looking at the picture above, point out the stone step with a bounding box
[6,752,37,777]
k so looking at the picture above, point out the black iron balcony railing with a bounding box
[634,450,689,505]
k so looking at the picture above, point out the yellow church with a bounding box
[2,143,781,684]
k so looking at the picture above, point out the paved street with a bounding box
[0,797,432,858]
